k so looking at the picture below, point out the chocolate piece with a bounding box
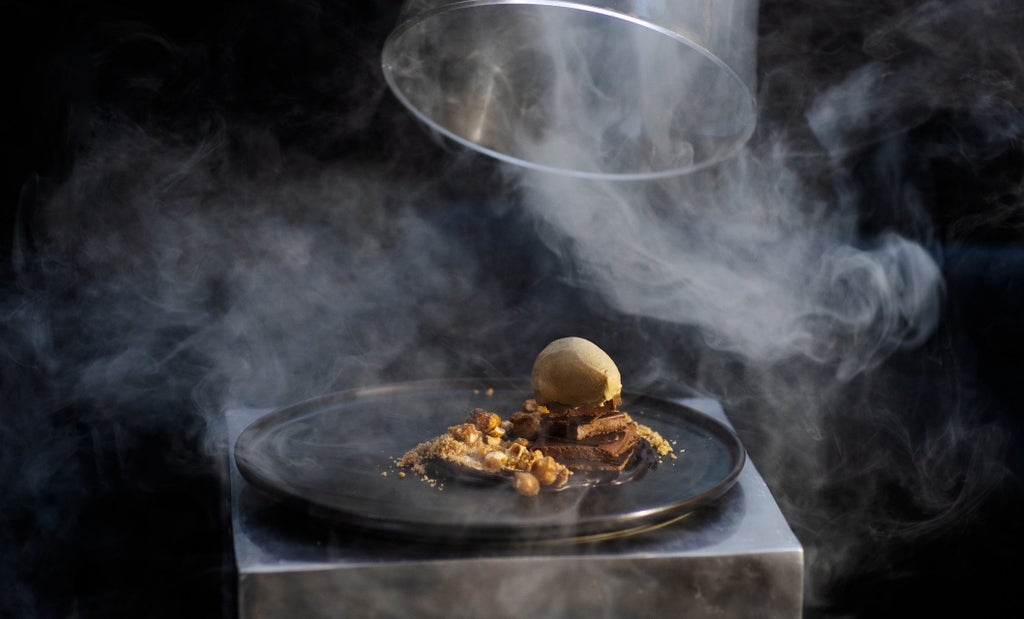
[510,392,655,480]
[509,411,540,439]
[542,397,621,418]
[539,412,632,441]
[534,423,639,468]
[536,444,635,471]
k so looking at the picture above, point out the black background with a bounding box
[2,1,1022,617]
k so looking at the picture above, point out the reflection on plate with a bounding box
[234,379,745,542]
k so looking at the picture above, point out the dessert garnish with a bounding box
[398,337,673,495]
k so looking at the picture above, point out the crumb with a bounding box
[398,471,406,478]
[380,471,387,477]
[485,387,494,396]
[635,423,674,457]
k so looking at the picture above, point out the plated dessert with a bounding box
[398,337,674,495]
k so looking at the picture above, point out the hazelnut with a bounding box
[483,451,508,472]
[466,408,501,433]
[513,472,540,496]
[449,423,481,446]
[506,443,528,461]
[531,456,561,486]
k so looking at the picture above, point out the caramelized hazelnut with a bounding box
[513,472,540,496]
[506,443,528,461]
[509,412,539,439]
[466,408,501,433]
[483,451,508,472]
[531,456,561,486]
[449,423,481,446]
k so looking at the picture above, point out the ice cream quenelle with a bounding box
[530,337,622,407]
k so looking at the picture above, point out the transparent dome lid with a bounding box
[383,0,759,180]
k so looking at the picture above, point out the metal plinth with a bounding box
[228,398,803,618]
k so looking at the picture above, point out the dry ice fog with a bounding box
[2,0,1022,617]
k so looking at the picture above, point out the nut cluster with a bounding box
[399,405,571,496]
[510,455,570,496]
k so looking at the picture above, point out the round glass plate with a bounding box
[234,379,745,542]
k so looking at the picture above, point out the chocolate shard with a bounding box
[510,412,539,436]
[539,412,632,441]
[542,397,621,418]
[534,423,639,468]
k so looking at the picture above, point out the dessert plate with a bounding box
[234,379,745,542]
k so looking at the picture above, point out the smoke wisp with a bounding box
[2,0,1023,617]
[501,0,1023,615]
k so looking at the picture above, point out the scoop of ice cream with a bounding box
[530,337,622,406]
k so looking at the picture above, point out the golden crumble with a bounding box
[635,423,674,457]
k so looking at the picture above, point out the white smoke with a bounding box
[3,0,1021,617]
[518,151,943,378]
[495,0,1023,615]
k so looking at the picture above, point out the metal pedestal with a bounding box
[227,398,803,618]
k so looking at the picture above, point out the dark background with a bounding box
[2,1,1022,617]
